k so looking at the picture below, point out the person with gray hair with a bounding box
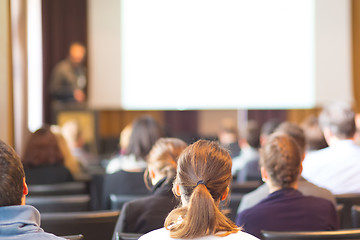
[302,101,360,194]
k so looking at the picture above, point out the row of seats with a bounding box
[26,181,360,239]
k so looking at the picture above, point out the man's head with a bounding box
[319,101,356,141]
[260,119,281,146]
[218,118,239,145]
[69,42,86,65]
[0,140,27,206]
[275,122,306,157]
[245,120,261,149]
[301,115,328,151]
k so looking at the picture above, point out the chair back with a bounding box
[60,234,84,240]
[26,194,90,213]
[261,229,360,240]
[336,204,344,229]
[110,194,147,210]
[351,205,360,228]
[221,194,243,222]
[41,210,120,240]
[116,232,143,240]
[28,181,88,196]
[101,171,150,209]
[335,193,360,228]
[230,181,262,194]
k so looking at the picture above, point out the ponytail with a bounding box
[165,183,239,238]
[165,140,240,238]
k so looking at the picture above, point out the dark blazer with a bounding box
[112,178,179,238]
[24,164,74,185]
[236,188,339,239]
[102,170,150,209]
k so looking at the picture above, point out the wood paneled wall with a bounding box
[98,111,164,138]
[353,0,360,113]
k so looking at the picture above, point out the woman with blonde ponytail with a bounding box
[139,140,259,240]
[112,138,187,238]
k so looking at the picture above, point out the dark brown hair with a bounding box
[22,127,64,167]
[246,120,261,148]
[127,115,164,160]
[164,140,239,238]
[0,140,25,206]
[301,115,328,151]
[144,138,187,189]
[260,133,302,188]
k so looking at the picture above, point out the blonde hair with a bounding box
[51,125,81,177]
[144,138,187,189]
[164,140,239,238]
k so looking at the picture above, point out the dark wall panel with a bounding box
[42,0,87,123]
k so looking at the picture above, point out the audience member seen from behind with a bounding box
[217,118,241,159]
[0,140,66,239]
[232,119,280,183]
[139,140,259,240]
[301,115,328,152]
[259,119,281,146]
[112,138,187,238]
[232,120,261,182]
[51,125,83,180]
[22,127,74,185]
[102,115,164,209]
[237,122,335,213]
[302,101,360,194]
[106,115,164,174]
[118,123,133,156]
[236,133,339,238]
[61,119,97,169]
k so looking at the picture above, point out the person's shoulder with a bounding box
[139,229,260,240]
[304,147,330,160]
[52,59,71,72]
[298,178,334,198]
[301,193,335,210]
[198,231,259,240]
[242,184,268,202]
[139,228,170,240]
[123,195,152,211]
[26,232,67,240]
[221,231,259,240]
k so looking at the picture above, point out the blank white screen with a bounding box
[120,0,315,110]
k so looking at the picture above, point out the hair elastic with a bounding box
[196,180,206,187]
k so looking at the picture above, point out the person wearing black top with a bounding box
[112,138,187,238]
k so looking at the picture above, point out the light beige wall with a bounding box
[87,0,122,109]
[0,0,11,144]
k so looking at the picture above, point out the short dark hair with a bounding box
[319,101,356,139]
[301,115,328,151]
[127,115,164,160]
[261,119,282,137]
[0,140,25,206]
[246,120,260,148]
[275,122,306,155]
[260,133,302,188]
